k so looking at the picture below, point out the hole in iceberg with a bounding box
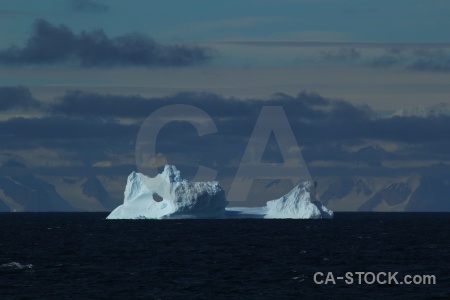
[152,193,163,202]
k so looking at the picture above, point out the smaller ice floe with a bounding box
[227,181,333,219]
[264,181,333,219]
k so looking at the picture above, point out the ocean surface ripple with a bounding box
[0,212,449,299]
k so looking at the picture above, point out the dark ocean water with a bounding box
[0,212,449,299]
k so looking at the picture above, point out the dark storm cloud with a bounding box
[0,19,214,67]
[0,116,137,139]
[0,165,135,176]
[368,116,450,142]
[48,89,450,147]
[51,90,329,119]
[366,47,450,72]
[299,113,450,146]
[69,0,108,13]
[0,86,41,111]
[2,88,450,181]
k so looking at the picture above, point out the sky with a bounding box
[1,0,450,109]
[1,0,450,209]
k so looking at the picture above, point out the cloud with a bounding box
[2,87,450,192]
[0,116,137,139]
[319,47,360,62]
[0,19,214,68]
[69,0,108,13]
[51,90,329,119]
[48,89,450,148]
[366,47,450,72]
[0,164,135,177]
[304,43,450,72]
[405,48,450,72]
[0,86,42,111]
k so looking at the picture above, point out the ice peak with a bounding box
[295,180,316,191]
[264,180,333,219]
[160,165,184,183]
[288,181,317,198]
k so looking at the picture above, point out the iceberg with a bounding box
[107,165,332,219]
[227,181,333,219]
[106,165,228,219]
[263,181,333,219]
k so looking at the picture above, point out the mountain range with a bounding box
[0,159,449,212]
[0,160,119,212]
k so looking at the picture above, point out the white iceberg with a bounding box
[107,165,332,219]
[264,181,333,219]
[227,181,333,219]
[106,165,228,219]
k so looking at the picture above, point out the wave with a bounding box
[0,262,33,269]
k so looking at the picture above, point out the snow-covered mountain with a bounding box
[1,158,448,213]
[81,177,120,211]
[405,176,450,212]
[389,103,450,118]
[0,160,74,212]
[0,198,11,212]
[359,182,411,211]
[319,174,450,212]
[0,160,118,212]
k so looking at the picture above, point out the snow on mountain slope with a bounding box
[390,104,450,118]
[0,160,74,212]
[0,198,10,212]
